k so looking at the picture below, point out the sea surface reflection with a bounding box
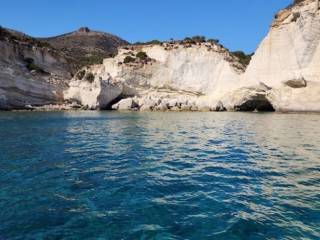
[0,112,319,239]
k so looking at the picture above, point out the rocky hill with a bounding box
[39,27,128,69]
[0,26,128,109]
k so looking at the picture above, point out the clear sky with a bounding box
[1,0,292,53]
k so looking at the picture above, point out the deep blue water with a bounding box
[0,112,320,240]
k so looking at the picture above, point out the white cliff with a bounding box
[236,0,320,112]
[65,41,245,111]
[3,0,320,112]
[66,0,320,112]
[64,69,123,110]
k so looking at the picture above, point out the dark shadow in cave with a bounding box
[236,96,275,112]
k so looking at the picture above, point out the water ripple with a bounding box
[0,112,319,239]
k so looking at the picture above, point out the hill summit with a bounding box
[39,27,128,68]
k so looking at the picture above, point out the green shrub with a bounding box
[207,39,219,44]
[183,37,195,44]
[231,51,254,67]
[34,40,52,48]
[192,36,206,43]
[76,70,86,80]
[23,57,48,74]
[85,72,95,83]
[134,40,162,45]
[148,40,162,45]
[136,51,148,60]
[123,56,136,64]
[79,56,104,68]
[292,12,301,22]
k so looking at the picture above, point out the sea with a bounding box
[0,111,319,239]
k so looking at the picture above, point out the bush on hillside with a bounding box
[123,56,136,64]
[23,57,48,74]
[134,40,162,45]
[85,72,95,83]
[76,70,86,80]
[231,51,254,67]
[192,36,206,43]
[207,39,220,44]
[136,51,148,60]
[79,56,104,68]
[183,37,195,44]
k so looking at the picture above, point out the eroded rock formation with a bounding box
[225,0,320,112]
[65,41,245,111]
[1,0,320,112]
[0,27,72,109]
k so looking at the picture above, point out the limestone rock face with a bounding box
[244,0,320,88]
[267,82,320,112]
[68,42,244,110]
[0,30,72,109]
[246,1,320,87]
[75,0,319,113]
[3,0,320,113]
[64,71,123,110]
[226,0,320,112]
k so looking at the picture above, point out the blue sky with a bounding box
[1,0,291,53]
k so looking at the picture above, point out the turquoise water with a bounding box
[0,112,319,240]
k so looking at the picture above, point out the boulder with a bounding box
[167,99,178,108]
[170,106,181,111]
[139,97,159,111]
[112,98,139,110]
[284,78,307,88]
[154,102,168,111]
[190,105,199,111]
[215,101,226,112]
[180,104,192,111]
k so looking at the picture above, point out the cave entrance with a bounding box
[236,95,275,112]
[102,94,125,110]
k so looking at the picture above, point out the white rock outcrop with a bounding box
[236,0,320,112]
[3,0,320,112]
[65,41,245,110]
[67,1,320,112]
[64,71,123,110]
[245,0,320,88]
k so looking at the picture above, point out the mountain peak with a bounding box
[77,27,91,33]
